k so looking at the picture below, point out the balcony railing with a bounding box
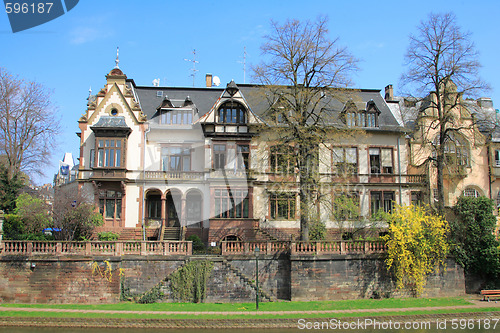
[143,171,204,180]
[407,174,426,183]
[0,241,192,256]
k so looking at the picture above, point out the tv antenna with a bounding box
[237,46,247,84]
[115,47,120,69]
[184,49,199,87]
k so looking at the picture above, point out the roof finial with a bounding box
[88,86,92,99]
[115,47,120,69]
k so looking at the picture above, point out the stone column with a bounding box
[180,198,187,240]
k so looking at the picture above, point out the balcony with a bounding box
[143,170,204,181]
[90,169,127,180]
[490,165,500,180]
[407,174,427,184]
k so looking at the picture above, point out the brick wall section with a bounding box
[225,254,291,300]
[290,255,465,301]
[0,258,120,303]
[205,260,256,303]
[120,256,185,295]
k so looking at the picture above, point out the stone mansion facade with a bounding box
[73,66,498,242]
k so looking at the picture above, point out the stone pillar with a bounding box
[180,198,186,240]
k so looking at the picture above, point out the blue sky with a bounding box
[1,0,499,184]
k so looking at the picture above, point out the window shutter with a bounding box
[381,149,392,167]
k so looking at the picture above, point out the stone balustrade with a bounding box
[0,240,386,257]
[221,240,387,255]
[0,240,192,256]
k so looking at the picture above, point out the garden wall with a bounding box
[0,253,465,303]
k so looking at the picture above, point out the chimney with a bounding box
[205,74,212,88]
[385,84,394,101]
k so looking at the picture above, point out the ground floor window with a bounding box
[411,191,423,206]
[147,194,162,219]
[463,187,480,198]
[269,193,296,220]
[186,192,202,223]
[99,190,122,219]
[332,192,360,220]
[215,189,249,218]
[370,191,394,216]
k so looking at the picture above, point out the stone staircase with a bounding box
[134,256,276,303]
[255,228,293,241]
[221,259,275,302]
[163,227,181,241]
[137,259,188,303]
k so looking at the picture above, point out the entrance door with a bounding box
[166,192,181,227]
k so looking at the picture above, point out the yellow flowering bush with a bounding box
[382,204,449,296]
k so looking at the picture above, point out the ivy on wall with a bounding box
[170,260,214,303]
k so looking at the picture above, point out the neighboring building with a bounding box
[393,84,499,214]
[75,65,431,242]
[54,152,78,187]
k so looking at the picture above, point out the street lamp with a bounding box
[254,246,260,310]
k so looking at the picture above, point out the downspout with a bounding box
[487,143,492,200]
[397,136,403,205]
[142,124,151,241]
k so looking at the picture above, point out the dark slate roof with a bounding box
[129,80,404,132]
[130,81,223,119]
[91,116,130,129]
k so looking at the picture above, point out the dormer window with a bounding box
[159,109,193,125]
[361,101,380,127]
[217,102,246,124]
[343,100,380,128]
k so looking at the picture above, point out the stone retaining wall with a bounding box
[0,253,465,303]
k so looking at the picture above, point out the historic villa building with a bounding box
[73,64,497,242]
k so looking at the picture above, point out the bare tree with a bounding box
[0,67,60,180]
[252,17,359,240]
[401,12,488,214]
[52,185,103,241]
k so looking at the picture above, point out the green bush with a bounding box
[452,196,500,286]
[98,231,120,241]
[3,214,25,240]
[187,235,205,252]
[309,219,326,241]
[2,213,53,240]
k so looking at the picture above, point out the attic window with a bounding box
[157,91,163,98]
[217,101,246,124]
[110,108,118,116]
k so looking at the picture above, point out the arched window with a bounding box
[217,102,246,124]
[221,235,242,242]
[463,187,480,198]
[433,133,470,166]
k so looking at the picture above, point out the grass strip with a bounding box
[0,307,498,320]
[0,297,472,313]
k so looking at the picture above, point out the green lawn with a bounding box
[0,297,474,313]
[0,307,499,320]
